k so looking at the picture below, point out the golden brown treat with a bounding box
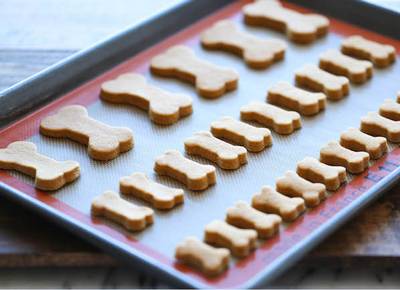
[396,91,400,103]
[360,112,400,143]
[379,99,400,121]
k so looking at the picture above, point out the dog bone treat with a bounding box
[201,19,286,69]
[295,64,350,100]
[379,99,400,121]
[119,172,184,210]
[150,45,239,98]
[40,105,133,161]
[340,127,387,160]
[210,116,272,152]
[91,191,153,231]
[175,237,230,276]
[243,0,329,44]
[184,131,247,170]
[276,171,326,207]
[226,201,281,239]
[397,91,400,103]
[360,112,400,143]
[240,101,301,135]
[319,49,373,84]
[204,220,257,258]
[100,73,192,125]
[267,82,326,116]
[341,35,396,68]
[0,141,80,191]
[297,157,346,191]
[154,150,216,190]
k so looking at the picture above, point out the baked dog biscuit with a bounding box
[184,131,247,170]
[240,101,301,135]
[100,73,192,125]
[0,141,80,191]
[267,81,326,116]
[361,112,400,143]
[40,105,133,161]
[379,99,400,121]
[295,64,350,100]
[150,45,239,98]
[154,150,216,190]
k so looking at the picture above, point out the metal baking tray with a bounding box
[0,0,399,288]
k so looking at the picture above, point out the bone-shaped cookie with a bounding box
[226,201,281,239]
[0,141,80,191]
[91,191,153,231]
[276,171,326,207]
[319,49,373,84]
[204,220,257,258]
[119,172,184,210]
[240,101,301,135]
[100,73,193,125]
[40,105,133,161]
[297,157,346,191]
[201,19,286,69]
[243,0,329,43]
[295,64,350,100]
[267,82,326,116]
[150,45,239,98]
[175,236,230,276]
[341,35,396,68]
[184,131,247,170]
[379,99,400,121]
[154,150,216,190]
[340,127,387,160]
[361,112,400,143]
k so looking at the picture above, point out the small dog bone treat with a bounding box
[361,112,400,143]
[119,172,184,210]
[276,171,326,207]
[150,45,238,98]
[226,201,281,239]
[210,116,272,152]
[100,73,192,125]
[295,64,350,100]
[154,150,216,190]
[297,157,346,191]
[0,141,80,191]
[204,220,257,258]
[252,186,305,221]
[201,20,286,69]
[319,49,373,84]
[267,82,326,116]
[243,0,329,43]
[240,101,301,135]
[379,99,400,121]
[340,127,387,160]
[40,105,133,161]
[91,191,153,231]
[341,35,396,68]
[184,131,247,170]
[175,236,230,276]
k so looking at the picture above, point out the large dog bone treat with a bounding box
[243,0,329,44]
[150,45,239,98]
[276,171,326,207]
[240,101,301,135]
[184,131,247,170]
[226,201,281,239]
[210,116,272,152]
[267,82,326,116]
[175,236,230,276]
[295,64,350,100]
[360,112,400,143]
[201,20,286,69]
[119,172,184,210]
[154,150,216,190]
[297,157,346,191]
[319,50,373,84]
[40,105,133,161]
[204,220,257,258]
[379,99,400,121]
[340,127,387,160]
[0,141,80,191]
[100,73,193,125]
[91,191,153,231]
[341,35,396,68]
